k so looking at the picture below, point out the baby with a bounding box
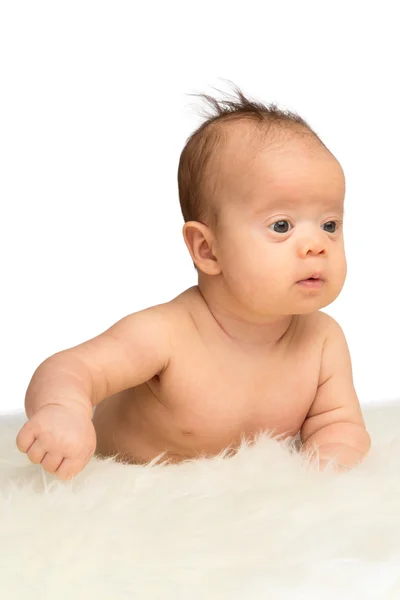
[16,84,371,480]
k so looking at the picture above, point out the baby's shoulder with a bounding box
[160,286,199,322]
[293,310,337,345]
[312,310,341,334]
[305,309,337,328]
[153,286,202,343]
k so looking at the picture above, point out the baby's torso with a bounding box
[93,286,326,465]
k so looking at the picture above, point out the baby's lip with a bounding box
[297,272,324,282]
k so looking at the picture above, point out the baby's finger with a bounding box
[55,457,84,481]
[26,440,47,465]
[16,422,36,454]
[40,452,65,474]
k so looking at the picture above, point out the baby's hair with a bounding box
[177,79,326,270]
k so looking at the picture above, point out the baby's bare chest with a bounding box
[95,304,327,462]
[141,330,323,451]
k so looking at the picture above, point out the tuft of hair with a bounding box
[177,79,326,271]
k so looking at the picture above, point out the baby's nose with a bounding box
[299,229,327,256]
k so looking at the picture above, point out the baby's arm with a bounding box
[16,305,172,479]
[300,315,371,472]
[23,305,172,417]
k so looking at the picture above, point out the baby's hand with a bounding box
[16,404,97,480]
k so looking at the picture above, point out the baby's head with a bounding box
[178,83,346,316]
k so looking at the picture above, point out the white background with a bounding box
[1,1,399,416]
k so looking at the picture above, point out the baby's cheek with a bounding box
[333,259,347,289]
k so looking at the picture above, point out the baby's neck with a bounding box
[195,281,294,350]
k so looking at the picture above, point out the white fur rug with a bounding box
[1,404,400,600]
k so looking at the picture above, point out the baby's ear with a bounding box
[182,222,221,275]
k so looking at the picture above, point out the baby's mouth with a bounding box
[297,272,324,283]
[296,277,324,289]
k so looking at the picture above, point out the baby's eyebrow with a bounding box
[251,198,344,215]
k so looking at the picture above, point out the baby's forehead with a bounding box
[216,130,344,212]
[221,118,319,152]
[219,121,332,179]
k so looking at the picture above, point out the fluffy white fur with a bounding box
[1,404,400,599]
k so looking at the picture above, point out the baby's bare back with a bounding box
[93,287,325,465]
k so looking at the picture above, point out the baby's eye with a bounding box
[323,221,341,233]
[268,219,342,234]
[269,220,291,234]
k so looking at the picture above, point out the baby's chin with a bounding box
[290,292,339,314]
[233,280,341,315]
[268,288,338,315]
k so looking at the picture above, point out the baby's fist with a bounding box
[16,404,97,480]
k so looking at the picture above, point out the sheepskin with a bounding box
[1,403,400,600]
